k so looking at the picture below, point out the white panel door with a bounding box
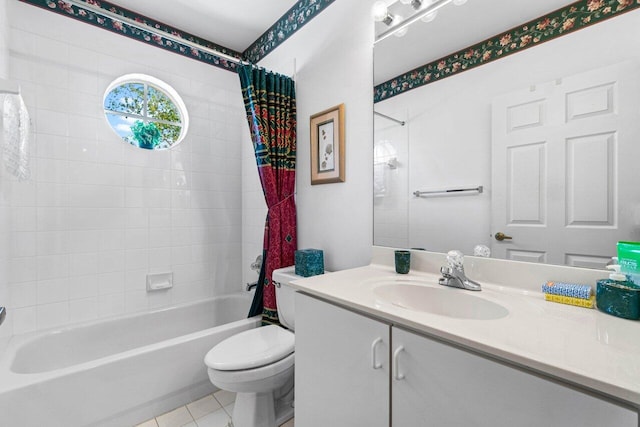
[391,326,637,427]
[294,293,390,427]
[491,62,640,267]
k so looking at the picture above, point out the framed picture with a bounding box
[310,103,345,184]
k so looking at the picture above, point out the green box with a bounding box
[295,249,324,277]
[618,241,640,286]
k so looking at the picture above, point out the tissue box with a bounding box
[295,249,324,277]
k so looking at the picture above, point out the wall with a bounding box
[374,11,640,256]
[5,1,248,334]
[257,0,374,271]
[0,0,7,78]
[0,0,10,341]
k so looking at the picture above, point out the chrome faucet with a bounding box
[439,250,481,291]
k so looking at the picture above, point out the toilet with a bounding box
[205,266,299,427]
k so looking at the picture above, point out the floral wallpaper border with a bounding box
[20,0,244,72]
[243,0,336,63]
[19,0,337,73]
[374,0,640,103]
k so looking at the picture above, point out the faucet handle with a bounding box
[440,265,453,276]
[446,250,465,270]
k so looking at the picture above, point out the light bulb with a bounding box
[394,26,409,37]
[393,15,408,37]
[372,1,389,21]
[420,0,438,22]
[420,10,438,22]
[453,0,467,5]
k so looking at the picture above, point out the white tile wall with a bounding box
[242,129,268,288]
[0,0,8,79]
[373,110,410,250]
[5,1,251,334]
[0,0,11,340]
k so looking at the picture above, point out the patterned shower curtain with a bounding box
[238,64,297,325]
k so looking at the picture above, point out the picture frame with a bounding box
[310,103,345,185]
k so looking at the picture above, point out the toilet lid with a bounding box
[205,325,295,371]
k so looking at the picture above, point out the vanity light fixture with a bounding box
[420,0,438,22]
[372,1,395,25]
[373,1,410,37]
[374,0,469,43]
[394,14,409,37]
[400,0,424,10]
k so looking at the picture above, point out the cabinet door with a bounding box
[391,326,637,427]
[295,293,390,427]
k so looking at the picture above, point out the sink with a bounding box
[373,283,509,320]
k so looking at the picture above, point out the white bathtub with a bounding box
[0,294,259,427]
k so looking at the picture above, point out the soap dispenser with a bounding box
[596,265,640,320]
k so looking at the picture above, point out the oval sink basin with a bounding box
[373,284,509,320]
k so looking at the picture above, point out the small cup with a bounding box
[395,250,411,274]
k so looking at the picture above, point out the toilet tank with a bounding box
[272,266,302,331]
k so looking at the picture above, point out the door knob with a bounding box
[494,232,513,241]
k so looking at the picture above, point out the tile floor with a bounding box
[135,390,295,427]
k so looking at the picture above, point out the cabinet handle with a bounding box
[393,345,405,380]
[371,337,383,369]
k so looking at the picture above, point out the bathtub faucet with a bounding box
[246,281,258,291]
[0,306,6,326]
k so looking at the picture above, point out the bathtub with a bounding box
[0,294,260,427]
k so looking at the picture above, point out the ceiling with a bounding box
[109,0,299,52]
[374,0,575,84]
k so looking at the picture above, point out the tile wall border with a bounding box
[243,0,336,63]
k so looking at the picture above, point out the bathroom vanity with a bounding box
[290,247,640,426]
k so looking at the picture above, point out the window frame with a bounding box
[103,73,189,150]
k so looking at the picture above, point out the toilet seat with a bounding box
[207,352,295,394]
[205,325,295,371]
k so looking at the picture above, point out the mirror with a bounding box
[373,0,640,268]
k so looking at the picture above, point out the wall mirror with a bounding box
[373,0,640,269]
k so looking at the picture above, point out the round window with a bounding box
[103,74,189,150]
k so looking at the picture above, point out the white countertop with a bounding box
[289,252,640,408]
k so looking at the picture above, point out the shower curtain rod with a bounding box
[64,0,250,66]
[374,111,405,126]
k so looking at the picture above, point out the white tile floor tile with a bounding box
[222,402,234,418]
[136,390,293,427]
[191,408,231,427]
[187,395,222,420]
[156,406,194,427]
[213,389,236,407]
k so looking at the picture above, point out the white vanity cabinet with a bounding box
[392,326,637,427]
[294,292,390,427]
[295,293,638,427]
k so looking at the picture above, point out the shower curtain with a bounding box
[238,64,297,325]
